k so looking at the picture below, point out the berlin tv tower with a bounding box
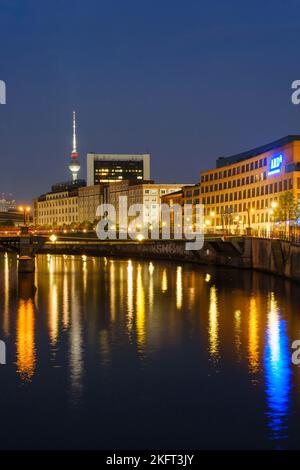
[68,111,81,181]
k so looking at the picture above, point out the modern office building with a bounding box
[199,135,300,232]
[87,153,150,186]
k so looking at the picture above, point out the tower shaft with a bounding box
[68,111,80,181]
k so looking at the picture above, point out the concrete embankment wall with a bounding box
[251,238,300,283]
[38,237,300,283]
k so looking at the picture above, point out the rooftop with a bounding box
[216,135,300,168]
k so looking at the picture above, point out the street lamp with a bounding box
[19,206,31,226]
[246,207,255,236]
[269,209,275,236]
[270,202,278,236]
[205,219,211,234]
[210,211,215,233]
[234,215,241,235]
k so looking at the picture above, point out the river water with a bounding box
[0,253,300,449]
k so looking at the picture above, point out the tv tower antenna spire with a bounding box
[72,110,77,157]
[69,111,81,181]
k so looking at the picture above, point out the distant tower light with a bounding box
[68,111,81,181]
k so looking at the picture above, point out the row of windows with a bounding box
[185,198,200,205]
[184,188,200,198]
[201,157,268,182]
[45,192,69,200]
[205,213,275,226]
[202,179,293,204]
[204,199,279,216]
[41,199,77,207]
[38,207,78,216]
[38,216,78,224]
[201,172,270,192]
[95,169,142,173]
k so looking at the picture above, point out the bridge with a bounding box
[1,231,300,282]
[0,230,47,272]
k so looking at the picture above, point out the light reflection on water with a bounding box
[0,253,300,449]
[264,292,291,443]
[208,286,219,361]
[16,298,36,382]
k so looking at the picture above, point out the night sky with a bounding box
[1,0,300,204]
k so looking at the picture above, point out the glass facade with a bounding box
[94,160,144,184]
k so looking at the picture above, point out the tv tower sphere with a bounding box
[68,111,81,181]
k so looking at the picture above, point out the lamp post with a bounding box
[246,207,254,236]
[234,215,241,235]
[271,201,278,237]
[19,206,31,226]
[205,219,211,234]
[210,211,215,234]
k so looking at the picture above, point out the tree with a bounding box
[274,191,299,237]
[0,220,15,227]
[80,220,93,231]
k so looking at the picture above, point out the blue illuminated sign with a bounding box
[268,154,284,176]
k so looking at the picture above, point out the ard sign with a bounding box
[268,154,283,176]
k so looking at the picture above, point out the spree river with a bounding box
[0,253,300,449]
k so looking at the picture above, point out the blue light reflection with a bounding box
[264,293,291,444]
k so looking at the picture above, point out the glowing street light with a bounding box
[205,219,211,234]
[246,207,255,235]
[210,211,216,233]
[49,234,57,243]
[19,206,31,226]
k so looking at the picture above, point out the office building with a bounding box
[199,135,300,232]
[87,153,150,186]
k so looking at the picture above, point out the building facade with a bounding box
[34,181,85,227]
[161,189,184,207]
[127,183,191,225]
[105,180,190,228]
[87,153,150,186]
[108,179,152,220]
[78,184,104,223]
[199,135,300,233]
